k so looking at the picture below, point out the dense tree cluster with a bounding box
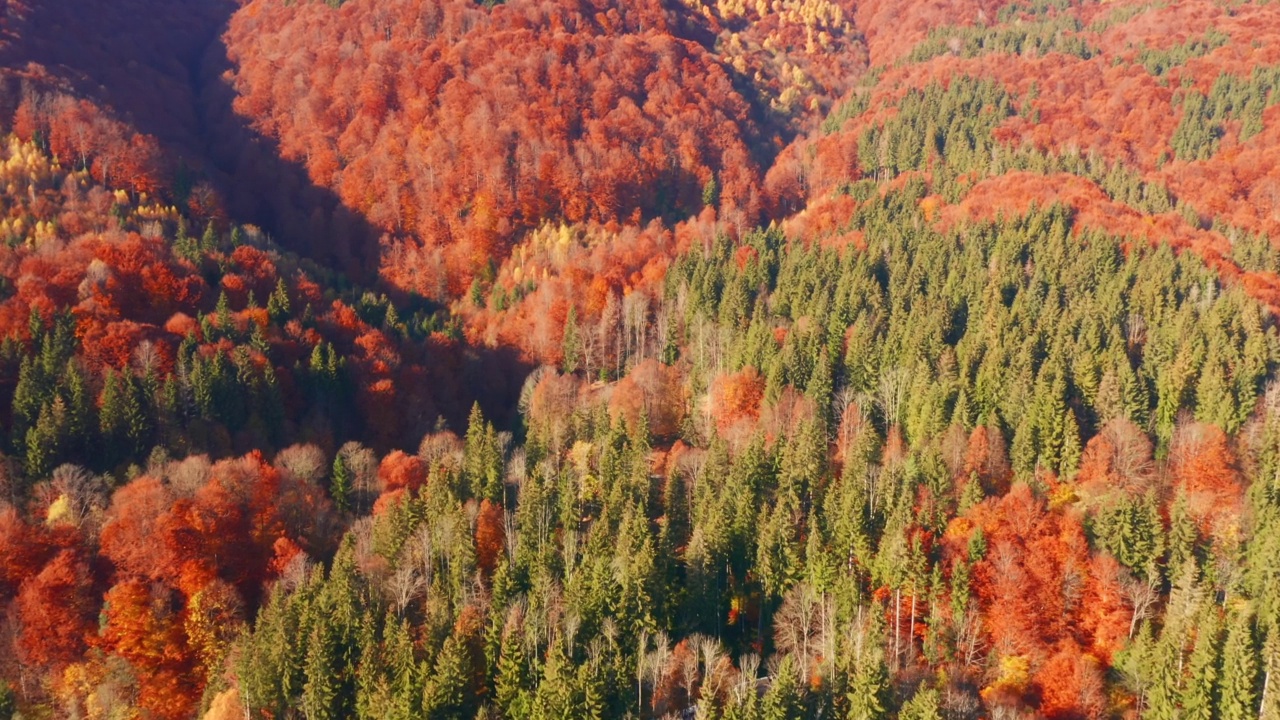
[2,0,1280,718]
[219,0,777,296]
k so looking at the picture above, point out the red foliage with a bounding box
[474,499,505,578]
[958,484,1130,718]
[222,0,770,296]
[100,579,200,720]
[609,359,686,438]
[1169,422,1243,529]
[16,548,100,668]
[1075,418,1156,502]
[100,476,175,582]
[378,451,428,494]
[0,505,54,599]
[708,366,765,438]
[963,424,1011,495]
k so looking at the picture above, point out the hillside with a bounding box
[0,0,1279,719]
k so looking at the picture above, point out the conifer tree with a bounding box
[899,688,942,720]
[331,453,352,512]
[762,655,804,720]
[1181,608,1223,720]
[423,634,471,720]
[1219,610,1259,720]
[562,306,580,374]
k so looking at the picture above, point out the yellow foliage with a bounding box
[1049,483,1079,509]
[994,654,1031,692]
[46,494,72,526]
[570,440,595,475]
[202,690,243,720]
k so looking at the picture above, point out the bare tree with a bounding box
[387,563,425,616]
[877,367,911,428]
[774,583,824,678]
[1121,569,1160,639]
[45,464,108,531]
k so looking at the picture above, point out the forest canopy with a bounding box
[0,0,1279,718]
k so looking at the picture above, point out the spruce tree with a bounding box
[1181,608,1223,720]
[423,634,471,720]
[899,688,942,720]
[846,641,890,720]
[761,656,804,720]
[331,453,352,512]
[1219,610,1260,720]
[562,305,580,374]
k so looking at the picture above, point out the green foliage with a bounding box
[1137,28,1229,76]
[1171,65,1280,160]
[909,16,1095,63]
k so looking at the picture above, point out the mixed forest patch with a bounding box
[0,0,1279,718]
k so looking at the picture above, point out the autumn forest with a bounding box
[1,0,1280,718]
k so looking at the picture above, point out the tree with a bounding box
[761,655,805,720]
[563,305,581,374]
[900,688,942,720]
[331,453,352,512]
[846,628,890,720]
[17,549,98,667]
[423,634,472,720]
[1219,610,1259,720]
[1181,608,1223,720]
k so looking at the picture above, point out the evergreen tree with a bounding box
[331,453,352,513]
[1181,608,1223,720]
[761,656,805,720]
[495,632,534,720]
[1219,610,1260,720]
[562,306,581,374]
[302,614,343,720]
[423,634,471,720]
[899,687,942,720]
[269,277,292,322]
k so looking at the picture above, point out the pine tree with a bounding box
[122,371,152,457]
[1219,610,1260,720]
[303,614,342,720]
[762,655,805,720]
[269,277,292,322]
[99,369,127,464]
[216,290,233,338]
[331,453,352,512]
[899,688,942,720]
[11,355,43,446]
[495,633,533,720]
[383,613,420,720]
[1181,608,1223,720]
[1166,491,1198,580]
[423,634,471,720]
[1261,630,1280,720]
[846,641,890,720]
[25,400,61,478]
[530,639,575,720]
[562,305,580,374]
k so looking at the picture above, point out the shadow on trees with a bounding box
[2,0,533,440]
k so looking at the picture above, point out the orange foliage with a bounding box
[609,359,687,438]
[224,0,770,295]
[1169,422,1243,529]
[961,484,1130,717]
[708,366,765,438]
[17,548,100,668]
[378,451,428,494]
[474,499,505,577]
[0,505,53,599]
[100,579,200,720]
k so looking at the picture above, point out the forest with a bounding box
[1,0,1280,718]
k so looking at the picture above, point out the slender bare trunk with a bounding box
[894,588,902,670]
[909,593,917,663]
